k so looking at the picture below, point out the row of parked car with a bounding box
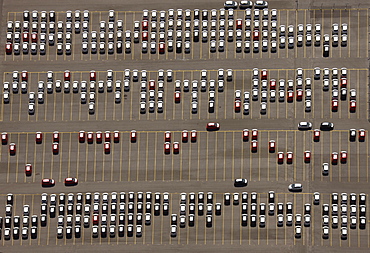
[2,127,365,156]
[5,67,347,96]
[5,7,347,56]
[11,86,354,116]
[74,26,347,56]
[4,67,348,95]
[5,9,92,56]
[3,189,366,240]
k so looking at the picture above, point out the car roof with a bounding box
[322,122,330,125]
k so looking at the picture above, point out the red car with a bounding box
[296,89,303,101]
[36,132,43,144]
[174,91,181,103]
[313,129,320,142]
[286,152,293,164]
[142,31,148,41]
[304,151,311,163]
[22,32,29,42]
[287,90,294,103]
[21,71,28,82]
[251,140,258,153]
[114,131,120,143]
[42,178,55,187]
[31,33,38,43]
[359,129,366,142]
[206,122,220,131]
[340,151,347,164]
[5,42,12,55]
[340,78,347,88]
[142,20,148,31]
[173,142,179,154]
[104,131,111,142]
[252,129,258,140]
[93,214,99,225]
[164,142,171,154]
[52,142,59,155]
[349,100,356,113]
[64,70,71,81]
[234,100,241,113]
[270,79,276,90]
[252,30,259,41]
[104,142,110,154]
[9,143,16,156]
[332,100,338,112]
[25,164,32,176]
[242,129,249,142]
[96,131,103,144]
[2,132,8,145]
[87,132,94,144]
[159,42,165,54]
[269,140,275,153]
[179,130,187,143]
[90,70,96,81]
[331,152,338,165]
[79,131,85,143]
[64,177,78,186]
[260,69,268,80]
[164,131,171,142]
[191,130,197,143]
[131,130,137,143]
[236,19,242,30]
[149,80,155,90]
[53,131,59,143]
[277,152,284,164]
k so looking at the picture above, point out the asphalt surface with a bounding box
[1,0,370,252]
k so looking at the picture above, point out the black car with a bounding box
[193,30,199,42]
[116,41,122,53]
[176,41,182,53]
[234,178,248,187]
[323,44,329,57]
[239,0,253,9]
[320,122,334,131]
[349,129,356,142]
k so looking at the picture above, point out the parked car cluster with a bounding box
[5,8,347,56]
[3,68,234,116]
[1,190,365,240]
[231,67,355,115]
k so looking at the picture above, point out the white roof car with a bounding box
[288,183,303,192]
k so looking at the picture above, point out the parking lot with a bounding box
[0,191,368,248]
[4,8,368,61]
[0,129,369,184]
[1,0,370,252]
[1,67,368,122]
